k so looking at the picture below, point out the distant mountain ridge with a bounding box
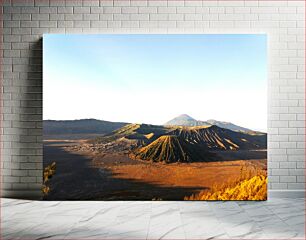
[206,119,251,132]
[43,119,128,136]
[164,114,252,132]
[44,114,256,142]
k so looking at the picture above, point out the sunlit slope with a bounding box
[168,125,266,150]
[92,123,172,144]
[130,135,215,163]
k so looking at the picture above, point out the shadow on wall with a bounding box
[9,38,43,199]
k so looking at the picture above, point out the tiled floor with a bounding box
[2,198,305,239]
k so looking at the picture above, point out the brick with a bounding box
[4,176,20,183]
[57,7,73,14]
[3,21,20,28]
[31,28,49,35]
[3,6,21,14]
[271,183,288,190]
[12,28,31,35]
[168,14,184,21]
[21,6,39,14]
[219,1,244,6]
[297,176,305,183]
[12,170,28,177]
[65,14,83,20]
[114,14,129,21]
[272,169,289,176]
[90,21,107,28]
[39,7,57,14]
[12,14,31,21]
[90,6,104,13]
[279,128,298,135]
[279,142,296,148]
[121,7,138,14]
[251,6,279,14]
[35,0,49,6]
[49,0,65,6]
[50,14,65,20]
[159,21,176,28]
[167,0,184,7]
[280,50,297,57]
[12,43,30,50]
[131,0,147,7]
[297,162,305,169]
[99,14,113,20]
[251,21,279,28]
[289,121,305,128]
[107,21,121,28]
[289,169,305,176]
[177,21,194,28]
[185,14,202,21]
[12,0,34,6]
[83,0,99,6]
[177,7,195,14]
[280,176,296,183]
[279,7,297,14]
[185,0,202,7]
[148,0,167,7]
[31,13,49,20]
[269,159,280,168]
[195,7,209,14]
[288,183,305,189]
[150,14,168,21]
[65,0,82,6]
[139,7,157,13]
[83,14,99,21]
[210,21,234,28]
[74,21,90,28]
[130,14,149,21]
[234,7,251,13]
[158,7,176,14]
[219,14,244,20]
[74,7,90,14]
[121,20,139,28]
[209,7,225,13]
[114,0,130,6]
[140,20,158,28]
[20,177,37,183]
[280,162,296,169]
[235,21,251,28]
[103,7,121,13]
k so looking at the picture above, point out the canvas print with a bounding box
[43,34,267,200]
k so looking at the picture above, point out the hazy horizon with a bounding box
[43,34,267,132]
[43,114,266,132]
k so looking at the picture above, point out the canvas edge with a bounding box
[2,190,304,200]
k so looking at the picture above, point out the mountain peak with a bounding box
[177,114,195,120]
[164,114,209,127]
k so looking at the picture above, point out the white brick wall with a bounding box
[1,0,305,198]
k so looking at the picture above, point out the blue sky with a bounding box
[43,34,267,131]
